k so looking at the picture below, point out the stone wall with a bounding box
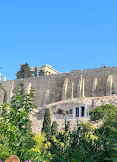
[1,67,117,107]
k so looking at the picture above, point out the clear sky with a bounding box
[0,0,117,80]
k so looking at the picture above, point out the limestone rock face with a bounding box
[30,95,117,134]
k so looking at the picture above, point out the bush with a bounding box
[89,104,117,121]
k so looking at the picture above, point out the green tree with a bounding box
[0,87,37,160]
[49,124,80,161]
[42,108,51,138]
[80,122,94,137]
[49,105,117,162]
[89,104,117,121]
[51,121,58,136]
[38,70,45,76]
[89,104,117,161]
[16,62,33,79]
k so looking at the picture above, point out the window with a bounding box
[81,106,85,117]
[73,105,86,118]
[76,107,79,117]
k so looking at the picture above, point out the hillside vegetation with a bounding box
[0,87,117,161]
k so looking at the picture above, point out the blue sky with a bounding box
[0,0,117,80]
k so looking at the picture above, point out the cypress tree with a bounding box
[51,121,58,136]
[16,62,33,79]
[42,108,51,138]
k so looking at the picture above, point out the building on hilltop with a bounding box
[30,65,60,76]
[0,66,117,133]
